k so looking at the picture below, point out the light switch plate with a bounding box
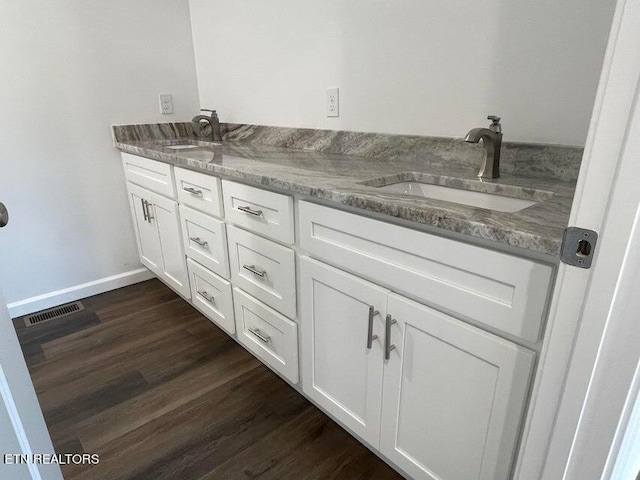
[326,87,339,117]
[159,93,173,114]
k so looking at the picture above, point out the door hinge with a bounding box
[560,227,598,268]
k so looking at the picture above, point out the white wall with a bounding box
[189,0,615,146]
[0,0,199,312]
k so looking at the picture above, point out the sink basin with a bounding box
[360,173,551,213]
[156,140,221,162]
[181,150,217,162]
[159,140,222,150]
[374,182,536,212]
[166,144,199,150]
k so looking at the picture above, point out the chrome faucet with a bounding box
[465,115,503,179]
[192,109,223,142]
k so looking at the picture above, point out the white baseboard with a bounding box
[6,268,155,319]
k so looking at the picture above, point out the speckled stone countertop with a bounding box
[114,125,579,257]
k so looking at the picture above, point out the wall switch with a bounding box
[159,93,173,114]
[326,87,339,117]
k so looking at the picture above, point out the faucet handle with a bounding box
[201,109,217,114]
[487,115,502,133]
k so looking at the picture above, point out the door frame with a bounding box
[515,0,640,477]
[0,291,63,480]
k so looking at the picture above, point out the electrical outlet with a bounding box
[326,87,339,117]
[159,93,173,114]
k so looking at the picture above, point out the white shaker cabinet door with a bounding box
[127,183,163,274]
[300,256,390,448]
[380,293,535,480]
[126,182,190,300]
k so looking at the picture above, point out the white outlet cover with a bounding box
[159,93,173,114]
[326,87,339,117]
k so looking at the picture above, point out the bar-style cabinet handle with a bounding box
[197,290,215,303]
[189,237,208,248]
[243,264,266,277]
[141,198,148,222]
[183,186,203,196]
[367,306,379,349]
[144,201,154,222]
[248,327,271,344]
[385,314,397,360]
[237,206,263,217]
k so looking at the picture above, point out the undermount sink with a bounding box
[157,140,221,162]
[166,144,199,150]
[360,173,552,213]
[159,139,222,150]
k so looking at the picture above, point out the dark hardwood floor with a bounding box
[14,279,403,480]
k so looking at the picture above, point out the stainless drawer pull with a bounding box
[367,306,379,349]
[385,314,397,360]
[189,237,208,248]
[197,290,215,303]
[248,327,271,344]
[141,198,148,222]
[183,186,203,196]
[238,206,263,217]
[243,264,266,277]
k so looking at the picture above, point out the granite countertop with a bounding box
[115,136,576,257]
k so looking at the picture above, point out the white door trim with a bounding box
[515,0,640,477]
[551,79,640,480]
[0,292,63,480]
[0,364,41,480]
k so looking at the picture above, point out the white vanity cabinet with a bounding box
[300,256,535,480]
[118,151,553,480]
[125,182,190,299]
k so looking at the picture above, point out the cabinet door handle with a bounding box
[385,314,397,360]
[189,236,208,248]
[237,205,263,217]
[197,290,215,303]
[183,186,203,196]
[248,327,271,344]
[242,264,266,277]
[144,201,154,222]
[141,198,148,222]
[367,306,379,349]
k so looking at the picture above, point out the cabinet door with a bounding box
[380,294,535,480]
[300,256,389,448]
[126,183,163,273]
[126,182,190,299]
[148,191,190,299]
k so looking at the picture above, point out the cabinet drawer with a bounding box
[222,180,294,244]
[227,225,296,318]
[187,258,235,335]
[175,167,223,218]
[233,288,298,383]
[299,201,553,342]
[180,205,230,279]
[122,153,175,198]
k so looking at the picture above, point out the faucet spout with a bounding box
[192,109,222,142]
[464,116,503,179]
[464,128,496,143]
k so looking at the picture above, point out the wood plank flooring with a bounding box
[14,279,403,480]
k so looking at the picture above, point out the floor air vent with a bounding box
[24,302,85,327]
